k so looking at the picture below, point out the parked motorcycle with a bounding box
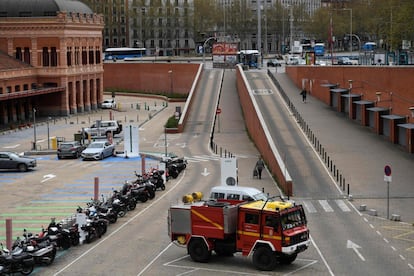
[41,219,74,250]
[148,169,165,191]
[80,217,107,244]
[131,172,157,199]
[17,229,57,266]
[86,200,118,224]
[111,190,136,211]
[0,243,35,275]
[164,157,187,179]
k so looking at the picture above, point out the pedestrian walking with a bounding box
[300,89,307,103]
[255,157,265,179]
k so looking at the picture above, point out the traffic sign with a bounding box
[384,165,391,176]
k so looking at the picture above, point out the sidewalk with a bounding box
[272,70,414,223]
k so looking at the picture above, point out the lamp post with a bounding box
[168,70,173,95]
[202,37,217,64]
[342,8,353,57]
[33,108,37,150]
[164,126,168,157]
[47,117,51,150]
[348,80,353,119]
[257,0,261,53]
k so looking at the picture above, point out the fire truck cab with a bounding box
[168,199,310,271]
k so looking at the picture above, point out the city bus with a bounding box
[103,47,147,61]
[314,43,325,56]
[237,50,260,68]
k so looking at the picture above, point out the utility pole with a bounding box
[289,6,293,54]
[257,0,261,52]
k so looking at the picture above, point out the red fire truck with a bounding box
[168,199,310,271]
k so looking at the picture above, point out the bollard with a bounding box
[94,177,99,201]
[6,218,12,250]
[141,154,146,175]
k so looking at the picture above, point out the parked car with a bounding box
[83,120,123,138]
[57,141,86,159]
[266,59,282,67]
[81,141,115,160]
[101,99,116,109]
[0,151,37,172]
[337,57,353,65]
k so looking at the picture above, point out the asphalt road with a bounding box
[1,67,413,275]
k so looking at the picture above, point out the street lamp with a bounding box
[33,108,37,150]
[168,70,173,95]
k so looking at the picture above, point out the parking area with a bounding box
[0,95,173,242]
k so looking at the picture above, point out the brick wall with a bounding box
[103,63,200,96]
[285,66,414,120]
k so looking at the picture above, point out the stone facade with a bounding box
[0,9,104,129]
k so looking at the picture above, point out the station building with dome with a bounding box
[0,0,104,129]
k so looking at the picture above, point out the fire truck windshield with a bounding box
[281,209,305,230]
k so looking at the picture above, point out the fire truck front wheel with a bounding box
[277,253,297,265]
[253,246,277,271]
[188,238,211,263]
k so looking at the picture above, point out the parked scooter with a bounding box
[0,243,35,275]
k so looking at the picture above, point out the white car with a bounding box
[81,141,115,160]
[101,99,116,109]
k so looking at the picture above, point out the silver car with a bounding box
[0,151,37,172]
[81,141,115,160]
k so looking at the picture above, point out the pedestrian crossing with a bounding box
[184,154,251,163]
[298,199,353,214]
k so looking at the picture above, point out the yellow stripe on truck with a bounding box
[191,209,224,230]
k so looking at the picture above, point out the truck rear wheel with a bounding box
[188,239,211,263]
[253,247,277,271]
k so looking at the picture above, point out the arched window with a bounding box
[42,47,49,67]
[23,48,30,64]
[15,47,22,61]
[51,47,57,67]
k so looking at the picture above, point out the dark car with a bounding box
[267,59,282,67]
[57,141,86,159]
[0,151,37,172]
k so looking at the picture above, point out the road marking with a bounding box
[302,200,317,213]
[347,240,365,261]
[318,200,334,212]
[335,199,351,212]
[201,168,210,176]
[3,144,20,149]
[41,174,56,183]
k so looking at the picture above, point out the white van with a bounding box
[209,186,268,204]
